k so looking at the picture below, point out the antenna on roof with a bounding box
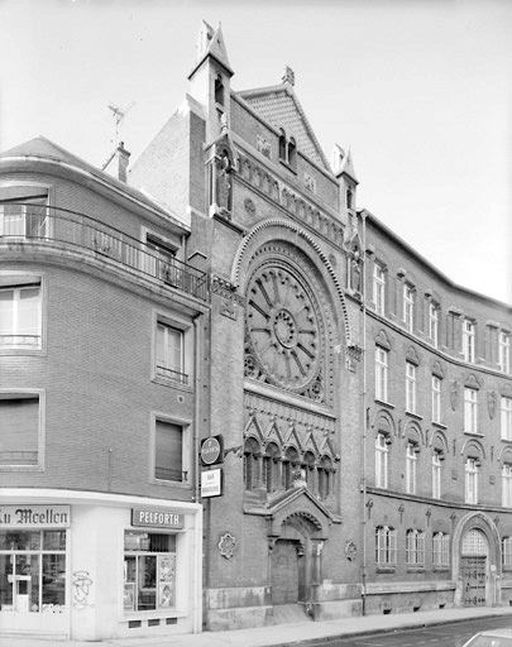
[107,101,135,146]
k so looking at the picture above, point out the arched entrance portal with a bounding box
[461,529,488,606]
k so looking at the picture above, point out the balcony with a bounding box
[0,203,209,302]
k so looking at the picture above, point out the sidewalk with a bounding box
[4,606,512,647]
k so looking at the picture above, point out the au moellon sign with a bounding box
[0,505,71,527]
[131,507,185,530]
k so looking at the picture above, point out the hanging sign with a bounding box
[201,468,222,498]
[200,435,223,466]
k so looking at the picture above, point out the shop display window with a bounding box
[123,531,177,613]
[0,529,66,613]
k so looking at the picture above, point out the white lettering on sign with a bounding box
[131,508,185,529]
[0,505,70,528]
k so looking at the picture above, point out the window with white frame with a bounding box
[403,283,414,332]
[0,281,42,349]
[156,321,187,385]
[373,263,385,315]
[375,432,389,488]
[405,529,425,565]
[462,319,475,363]
[154,419,188,483]
[0,194,48,238]
[375,526,396,565]
[464,387,478,434]
[0,392,42,467]
[429,303,439,347]
[501,396,512,441]
[432,375,441,423]
[503,537,512,568]
[375,347,389,402]
[432,449,442,499]
[405,362,417,413]
[503,463,512,508]
[499,332,511,374]
[405,441,418,494]
[432,532,450,567]
[465,457,479,504]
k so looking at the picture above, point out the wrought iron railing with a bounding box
[0,203,209,302]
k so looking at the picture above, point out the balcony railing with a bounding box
[0,203,209,302]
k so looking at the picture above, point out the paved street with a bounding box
[318,615,512,647]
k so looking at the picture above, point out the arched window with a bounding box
[214,75,224,106]
[375,432,390,488]
[287,137,297,170]
[503,537,512,568]
[278,129,287,161]
[282,446,299,490]
[263,442,280,494]
[318,455,333,500]
[302,451,316,490]
[405,528,425,565]
[243,437,260,490]
[432,531,450,567]
[375,526,396,564]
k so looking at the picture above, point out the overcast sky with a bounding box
[1,0,511,304]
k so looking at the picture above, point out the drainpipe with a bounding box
[360,209,368,616]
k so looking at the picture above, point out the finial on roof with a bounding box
[282,66,295,87]
[333,143,357,182]
[192,20,233,76]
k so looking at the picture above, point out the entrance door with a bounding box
[271,540,299,605]
[461,556,486,606]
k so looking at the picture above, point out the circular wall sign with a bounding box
[201,436,222,466]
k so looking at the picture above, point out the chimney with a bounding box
[116,141,130,182]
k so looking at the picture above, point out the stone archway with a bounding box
[452,512,501,607]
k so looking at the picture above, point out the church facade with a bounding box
[0,21,511,641]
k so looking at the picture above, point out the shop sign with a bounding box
[131,507,185,530]
[201,468,222,498]
[0,505,70,527]
[200,435,223,466]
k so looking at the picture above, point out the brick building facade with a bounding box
[0,20,510,641]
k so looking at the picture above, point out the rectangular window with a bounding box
[403,284,414,333]
[429,303,439,347]
[464,387,478,434]
[375,432,389,489]
[375,347,388,402]
[154,420,186,483]
[462,319,475,363]
[503,464,512,508]
[465,457,479,504]
[0,394,40,466]
[405,442,417,494]
[503,537,512,568]
[0,282,41,349]
[0,195,48,238]
[499,332,511,374]
[432,450,442,499]
[375,526,396,565]
[432,375,441,423]
[156,322,187,384]
[501,397,512,441]
[432,532,450,567]
[405,362,417,414]
[124,531,176,612]
[373,263,385,315]
[406,529,424,565]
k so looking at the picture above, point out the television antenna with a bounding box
[108,101,135,145]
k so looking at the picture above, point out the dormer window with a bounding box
[287,137,297,170]
[278,129,297,171]
[278,129,287,161]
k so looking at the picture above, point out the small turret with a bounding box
[333,144,358,224]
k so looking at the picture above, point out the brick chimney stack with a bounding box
[116,141,130,182]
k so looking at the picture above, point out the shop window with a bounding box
[0,393,41,467]
[375,432,389,489]
[503,537,512,568]
[432,532,450,567]
[403,283,415,333]
[405,362,417,414]
[373,263,386,315]
[464,387,478,434]
[432,449,443,499]
[156,321,187,385]
[406,529,425,565]
[465,457,480,504]
[431,375,441,423]
[375,347,389,402]
[462,319,475,363]
[375,526,396,565]
[405,442,418,494]
[0,529,66,613]
[263,442,280,494]
[0,279,42,350]
[0,194,48,238]
[243,437,260,490]
[501,396,512,441]
[124,531,176,613]
[154,420,187,483]
[499,332,511,374]
[502,463,512,508]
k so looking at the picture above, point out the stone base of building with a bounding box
[364,580,456,616]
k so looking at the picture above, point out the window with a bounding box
[214,74,224,105]
[406,529,425,565]
[0,529,66,613]
[278,129,287,161]
[503,537,512,568]
[282,446,299,490]
[462,319,475,363]
[287,137,297,170]
[145,234,178,285]
[346,187,353,210]
[318,456,333,500]
[403,283,414,333]
[429,303,439,347]
[405,362,417,413]
[432,375,441,423]
[0,281,41,349]
[263,443,280,494]
[375,432,389,488]
[432,450,442,499]
[465,457,479,504]
[0,393,41,467]
[502,397,512,441]
[0,195,48,238]
[375,526,397,565]
[375,347,388,402]
[156,322,187,384]
[302,451,316,490]
[373,263,385,315]
[503,464,512,508]
[243,438,260,490]
[278,130,297,170]
[464,387,478,434]
[405,442,417,494]
[154,420,186,483]
[124,531,176,612]
[432,532,450,567]
[499,332,511,374]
